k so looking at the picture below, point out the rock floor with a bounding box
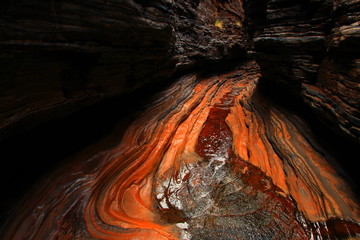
[2,61,360,240]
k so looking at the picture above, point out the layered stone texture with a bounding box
[0,0,245,140]
[303,0,360,141]
[1,0,360,239]
[251,0,360,142]
[2,61,359,240]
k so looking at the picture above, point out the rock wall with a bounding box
[0,0,246,140]
[249,0,360,142]
[3,0,358,144]
[304,0,360,142]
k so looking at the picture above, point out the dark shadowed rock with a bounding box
[0,0,246,140]
[249,0,360,143]
[302,0,360,141]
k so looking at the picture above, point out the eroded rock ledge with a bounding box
[2,61,360,239]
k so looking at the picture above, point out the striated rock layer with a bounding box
[249,0,360,142]
[0,0,246,140]
[2,61,360,240]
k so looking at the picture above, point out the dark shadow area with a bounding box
[194,57,254,79]
[0,74,177,229]
[0,53,255,231]
[257,77,360,199]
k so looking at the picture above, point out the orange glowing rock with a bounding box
[2,61,360,239]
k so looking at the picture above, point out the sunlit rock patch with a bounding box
[2,61,360,240]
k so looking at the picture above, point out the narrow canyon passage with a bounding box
[3,61,360,240]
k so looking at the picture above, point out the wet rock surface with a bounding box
[2,61,359,239]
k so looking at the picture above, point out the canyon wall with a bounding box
[248,0,360,142]
[2,0,358,144]
[1,0,360,239]
[0,0,245,139]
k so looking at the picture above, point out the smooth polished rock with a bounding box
[2,61,359,239]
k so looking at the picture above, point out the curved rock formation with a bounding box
[2,61,359,239]
[1,0,360,239]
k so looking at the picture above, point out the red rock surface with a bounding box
[2,61,359,240]
[1,0,360,239]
